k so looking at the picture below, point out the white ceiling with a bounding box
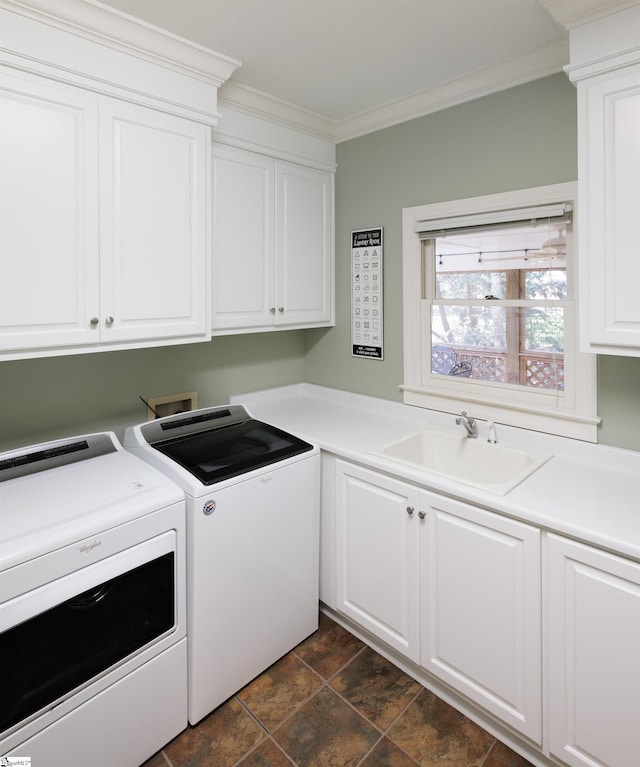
[94,0,628,140]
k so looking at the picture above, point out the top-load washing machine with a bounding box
[124,404,320,724]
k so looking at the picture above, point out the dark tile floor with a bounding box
[143,613,533,767]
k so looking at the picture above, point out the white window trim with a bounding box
[401,182,600,442]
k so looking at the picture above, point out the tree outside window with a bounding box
[428,223,567,391]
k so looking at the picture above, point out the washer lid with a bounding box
[149,415,313,485]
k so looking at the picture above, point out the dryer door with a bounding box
[0,531,176,736]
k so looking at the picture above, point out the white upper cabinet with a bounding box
[211,145,276,330]
[566,5,640,356]
[0,70,100,353]
[275,162,333,327]
[0,0,238,359]
[99,99,208,344]
[211,143,334,334]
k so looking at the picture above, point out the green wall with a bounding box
[305,74,640,451]
[0,332,305,452]
[2,75,638,453]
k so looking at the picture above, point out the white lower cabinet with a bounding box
[420,494,541,743]
[332,459,640,766]
[547,534,640,767]
[335,461,419,661]
[334,460,541,742]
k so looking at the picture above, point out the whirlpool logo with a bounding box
[78,539,102,554]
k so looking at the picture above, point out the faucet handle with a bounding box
[456,411,478,438]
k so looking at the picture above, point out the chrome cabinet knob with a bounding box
[105,316,114,326]
[90,317,99,327]
[278,306,284,313]
[270,307,276,314]
[418,511,426,520]
[406,506,414,516]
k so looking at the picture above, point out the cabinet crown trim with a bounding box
[538,0,640,30]
[2,0,240,82]
[1,0,241,120]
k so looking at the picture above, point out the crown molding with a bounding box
[537,0,640,29]
[220,37,569,144]
[333,38,569,142]
[218,82,335,141]
[0,0,241,86]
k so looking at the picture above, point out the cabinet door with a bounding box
[579,64,640,354]
[99,99,208,344]
[547,534,640,767]
[420,494,541,742]
[276,162,333,327]
[0,70,99,353]
[211,145,275,331]
[335,461,419,660]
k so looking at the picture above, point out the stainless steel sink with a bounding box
[370,430,552,495]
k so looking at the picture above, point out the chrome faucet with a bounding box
[456,411,478,439]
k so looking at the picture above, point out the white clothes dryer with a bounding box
[0,432,187,766]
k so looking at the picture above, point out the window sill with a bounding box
[400,385,601,442]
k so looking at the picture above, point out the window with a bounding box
[402,183,599,441]
[430,223,567,389]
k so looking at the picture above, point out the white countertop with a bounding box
[231,384,640,562]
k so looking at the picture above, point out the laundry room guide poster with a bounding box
[351,228,383,360]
